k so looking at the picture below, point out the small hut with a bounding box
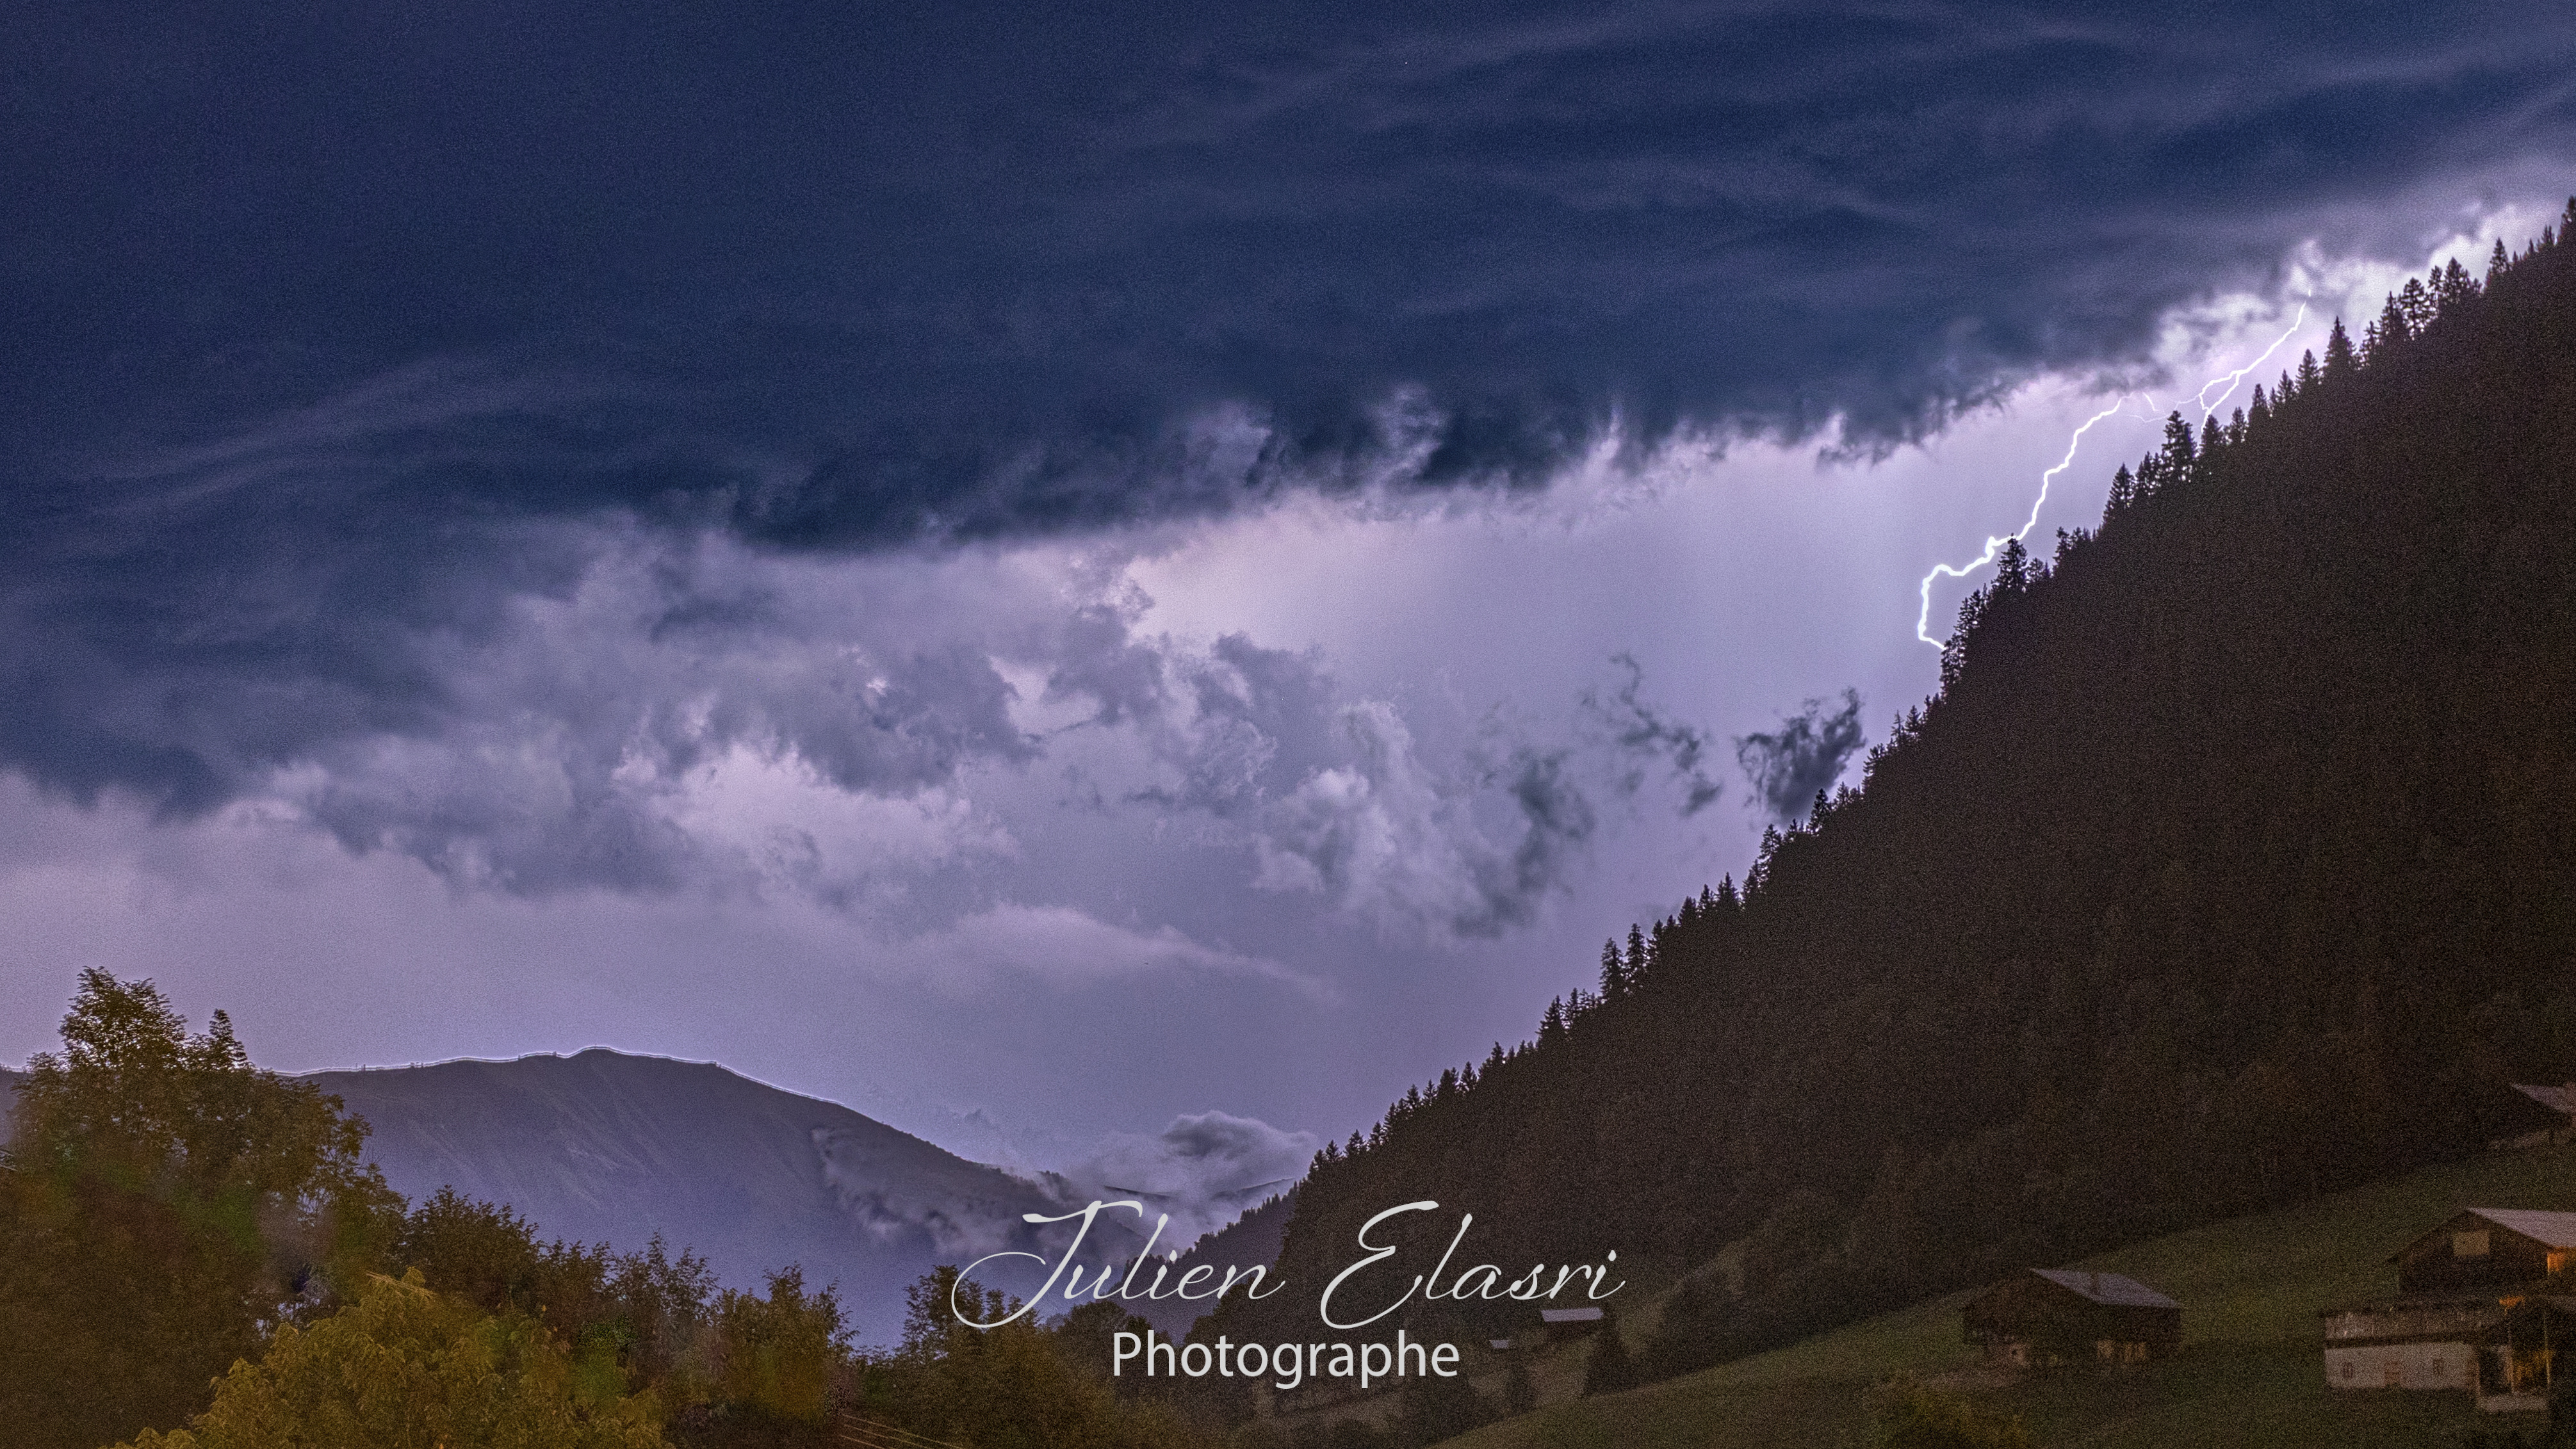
[1962,1268,2180,1367]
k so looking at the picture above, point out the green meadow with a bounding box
[1428,1143,2576,1448]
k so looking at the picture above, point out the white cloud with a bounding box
[897,903,1324,998]
[1046,1109,1319,1249]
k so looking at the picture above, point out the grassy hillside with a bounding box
[1430,1142,2576,1449]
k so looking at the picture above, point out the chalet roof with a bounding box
[2465,1208,2576,1248]
[2512,1085,2576,1117]
[2028,1268,2177,1309]
[1540,1306,1604,1324]
[2391,1208,2576,1261]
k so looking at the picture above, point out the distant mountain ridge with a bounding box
[316,1049,1170,1341]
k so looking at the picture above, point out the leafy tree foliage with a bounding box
[1,969,402,1449]
[706,1267,847,1429]
[112,1270,665,1449]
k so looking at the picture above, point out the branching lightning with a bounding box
[1911,304,2310,649]
[2189,302,2307,419]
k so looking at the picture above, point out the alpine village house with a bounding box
[2321,1208,2576,1411]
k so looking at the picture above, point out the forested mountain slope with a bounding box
[1218,209,2576,1375]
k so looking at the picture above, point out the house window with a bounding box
[2455,1230,2491,1258]
[2385,1360,2402,1387]
[2341,1360,2355,1381]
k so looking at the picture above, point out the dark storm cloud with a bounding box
[5,0,2574,813]
[1735,688,1866,823]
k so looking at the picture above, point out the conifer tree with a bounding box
[2160,410,2196,471]
[1995,537,2029,592]
[1503,1359,1537,1416]
[2372,291,2411,359]
[2324,317,2357,378]
[2437,257,2479,311]
[2399,276,2435,334]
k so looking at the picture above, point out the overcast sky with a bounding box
[6,0,2575,1216]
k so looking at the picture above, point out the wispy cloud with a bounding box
[1736,689,1866,825]
[1585,653,1723,816]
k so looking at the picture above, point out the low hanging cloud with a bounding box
[1735,689,1868,825]
[6,507,1613,958]
[249,527,1047,898]
[1045,1110,1319,1250]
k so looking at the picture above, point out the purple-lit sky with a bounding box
[6,0,2575,1208]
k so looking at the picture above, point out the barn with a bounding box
[1962,1268,2181,1366]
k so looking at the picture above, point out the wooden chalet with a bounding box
[2320,1208,2576,1410]
[1962,1268,2180,1367]
[2392,1209,2576,1295]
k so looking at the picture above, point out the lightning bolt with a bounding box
[1911,304,2311,649]
[1912,398,2129,646]
[2189,302,2307,419]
